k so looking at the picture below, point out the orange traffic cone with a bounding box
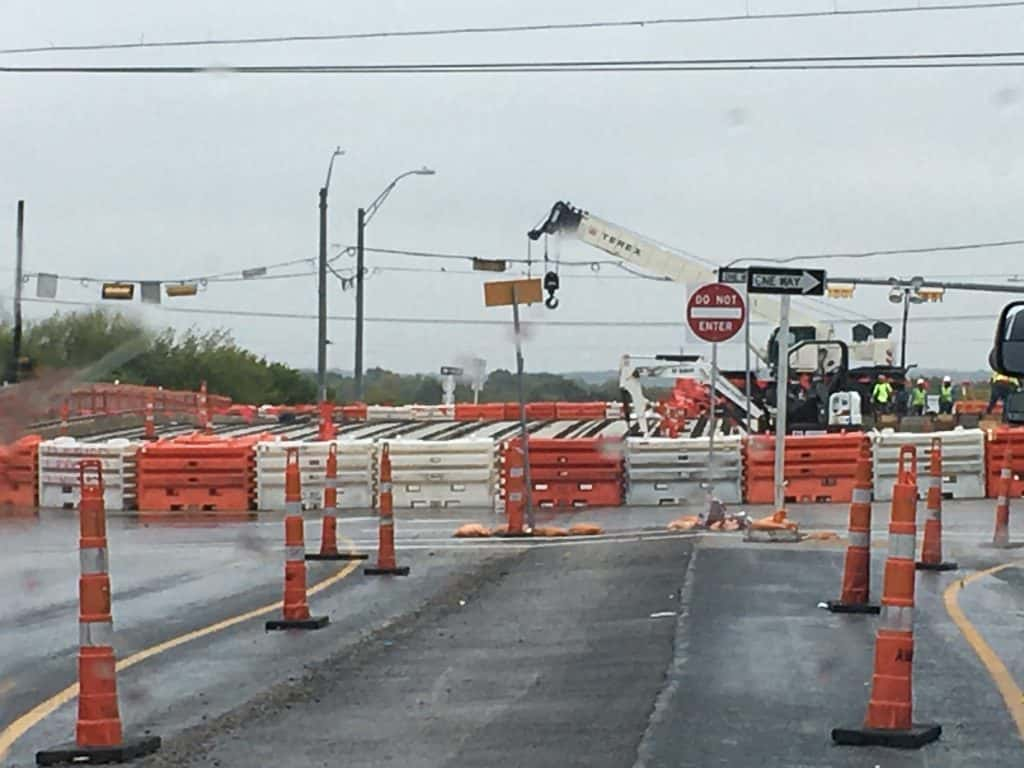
[198,380,213,434]
[827,439,880,614]
[36,460,161,766]
[365,443,410,576]
[990,445,1014,549]
[916,438,957,571]
[143,400,156,441]
[266,449,329,630]
[832,445,941,749]
[307,443,366,562]
[59,400,70,437]
[500,443,531,537]
[317,401,337,441]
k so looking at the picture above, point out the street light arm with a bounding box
[323,147,345,192]
[363,167,435,226]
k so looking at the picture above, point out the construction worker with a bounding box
[910,378,929,416]
[988,370,1019,415]
[872,374,894,414]
[939,375,956,414]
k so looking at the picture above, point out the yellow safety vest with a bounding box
[872,382,893,403]
[911,387,927,407]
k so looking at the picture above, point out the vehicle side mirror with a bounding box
[994,300,1024,376]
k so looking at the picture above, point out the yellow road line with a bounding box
[0,557,361,760]
[943,562,1024,744]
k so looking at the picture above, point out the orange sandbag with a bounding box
[533,525,569,537]
[804,530,840,541]
[668,515,700,532]
[454,523,492,538]
[568,523,604,536]
[751,509,798,531]
[720,518,741,532]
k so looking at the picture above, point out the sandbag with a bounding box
[533,525,569,537]
[453,523,492,538]
[568,523,604,536]
[668,515,700,531]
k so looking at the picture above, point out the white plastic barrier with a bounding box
[626,436,744,505]
[38,437,140,511]
[366,405,414,421]
[871,428,986,501]
[386,438,497,509]
[255,439,375,511]
[407,405,455,421]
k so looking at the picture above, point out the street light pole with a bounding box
[353,167,436,401]
[10,200,24,384]
[355,206,366,400]
[317,147,345,404]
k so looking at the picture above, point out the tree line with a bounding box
[0,310,620,405]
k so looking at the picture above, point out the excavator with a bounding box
[528,200,908,433]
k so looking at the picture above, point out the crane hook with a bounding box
[543,270,560,310]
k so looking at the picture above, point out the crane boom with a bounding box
[527,200,824,329]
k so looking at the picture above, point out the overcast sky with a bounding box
[2,0,1023,375]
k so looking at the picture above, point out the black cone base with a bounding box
[37,736,162,765]
[265,615,329,631]
[364,564,410,576]
[832,723,941,749]
[826,600,881,615]
[306,552,368,561]
[916,560,958,571]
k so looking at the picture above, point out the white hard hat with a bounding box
[917,378,925,384]
[943,375,952,383]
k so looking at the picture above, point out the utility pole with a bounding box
[11,200,24,384]
[317,186,328,402]
[315,147,345,404]
[354,207,366,401]
[900,288,910,369]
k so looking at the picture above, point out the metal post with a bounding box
[317,187,328,403]
[511,286,534,530]
[744,287,752,432]
[707,341,718,503]
[900,289,910,369]
[11,200,24,384]
[354,207,366,401]
[774,295,791,510]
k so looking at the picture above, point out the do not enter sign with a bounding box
[687,283,746,343]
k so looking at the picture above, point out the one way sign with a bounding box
[746,266,826,296]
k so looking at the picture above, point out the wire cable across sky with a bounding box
[3,2,1024,56]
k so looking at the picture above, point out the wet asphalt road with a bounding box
[1,500,1022,766]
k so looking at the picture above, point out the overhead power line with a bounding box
[10,51,1024,75]
[3,2,1024,56]
[12,295,1001,327]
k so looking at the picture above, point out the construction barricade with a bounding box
[554,402,608,420]
[626,436,743,505]
[0,434,41,509]
[255,439,375,511]
[454,403,506,421]
[515,437,624,508]
[38,437,140,511]
[525,402,557,421]
[873,428,985,501]
[136,433,266,512]
[745,433,865,504]
[386,439,497,509]
[985,428,1024,498]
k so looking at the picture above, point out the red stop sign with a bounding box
[687,283,746,343]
